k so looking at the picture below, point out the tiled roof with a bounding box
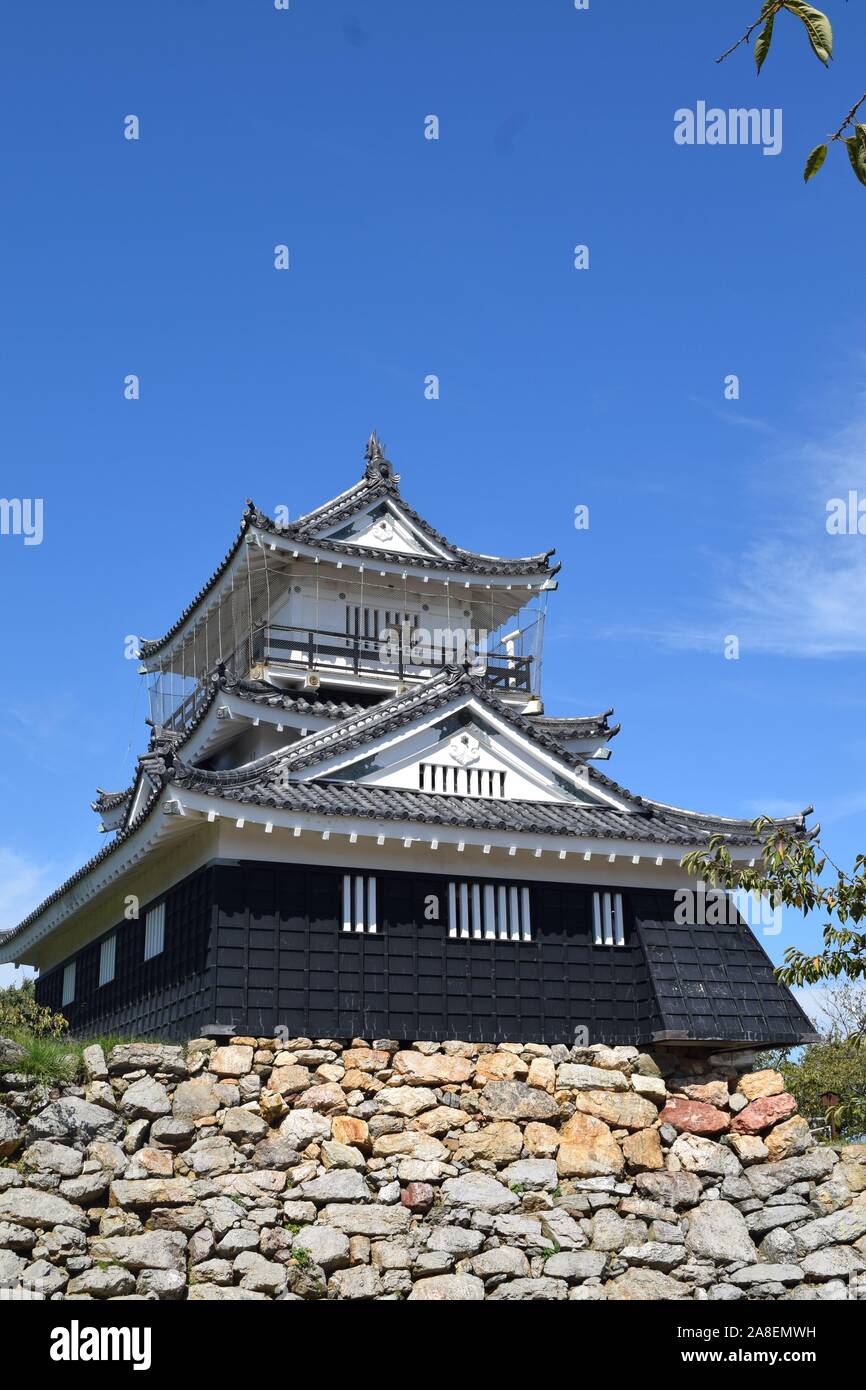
[223,677,370,720]
[536,711,620,741]
[139,507,252,660]
[235,666,611,782]
[285,432,554,574]
[164,772,769,845]
[1,780,165,949]
[140,438,555,658]
[144,667,606,796]
[166,669,809,845]
[2,664,811,955]
[89,676,367,825]
[92,788,132,813]
[631,889,820,1047]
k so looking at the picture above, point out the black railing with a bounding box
[250,623,532,692]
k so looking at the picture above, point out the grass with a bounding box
[87,1033,144,1057]
[12,1035,81,1085]
[4,1029,170,1086]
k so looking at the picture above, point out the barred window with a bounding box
[447,880,532,942]
[419,763,506,798]
[593,891,625,947]
[144,902,166,961]
[62,961,76,1006]
[98,935,117,987]
[346,605,417,640]
[342,874,377,933]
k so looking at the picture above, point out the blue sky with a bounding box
[1,1,865,1016]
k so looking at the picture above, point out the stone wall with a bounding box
[1,1033,865,1302]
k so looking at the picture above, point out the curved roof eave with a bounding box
[139,456,557,660]
[0,781,167,955]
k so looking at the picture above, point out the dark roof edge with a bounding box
[92,787,133,813]
[640,796,810,835]
[0,781,166,951]
[139,454,556,658]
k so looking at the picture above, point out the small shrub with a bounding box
[293,1246,312,1270]
[0,979,68,1039]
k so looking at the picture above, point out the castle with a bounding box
[0,435,816,1049]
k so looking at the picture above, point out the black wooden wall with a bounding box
[34,860,814,1047]
[36,869,214,1040]
[210,863,653,1045]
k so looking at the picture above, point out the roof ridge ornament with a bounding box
[363,431,398,484]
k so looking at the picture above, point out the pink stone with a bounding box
[658,1098,730,1136]
[400,1181,435,1213]
[731,1093,797,1135]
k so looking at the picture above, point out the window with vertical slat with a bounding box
[448,881,532,941]
[592,891,625,946]
[418,763,506,798]
[342,875,378,933]
[98,935,116,987]
[62,961,76,1006]
[144,902,166,961]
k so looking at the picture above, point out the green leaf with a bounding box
[857,125,866,160]
[803,143,827,181]
[783,2,833,65]
[755,12,776,72]
[845,137,866,188]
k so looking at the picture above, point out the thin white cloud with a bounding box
[713,537,866,657]
[0,847,57,935]
[689,396,778,437]
[617,395,866,658]
[792,985,840,1036]
[0,847,59,988]
[0,846,96,991]
[0,847,64,989]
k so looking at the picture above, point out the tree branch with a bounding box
[716,4,783,64]
[830,92,866,141]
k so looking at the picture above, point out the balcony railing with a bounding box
[250,623,532,692]
[153,625,533,735]
[161,681,213,735]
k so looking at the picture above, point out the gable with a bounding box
[291,697,631,809]
[318,500,453,561]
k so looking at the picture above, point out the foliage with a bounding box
[758,1036,866,1139]
[0,977,69,1040]
[718,2,866,188]
[682,817,866,988]
[683,830,866,1135]
[785,983,866,1136]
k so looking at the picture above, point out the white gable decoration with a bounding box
[292,693,631,809]
[318,500,453,561]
